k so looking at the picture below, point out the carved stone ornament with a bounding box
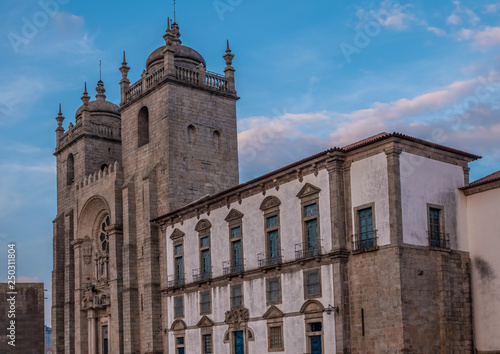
[296,182,321,199]
[224,209,244,222]
[195,219,212,232]
[259,196,281,211]
[170,228,185,241]
[224,307,250,324]
[263,305,284,319]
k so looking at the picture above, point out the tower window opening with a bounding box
[67,153,74,185]
[213,130,221,150]
[138,106,149,147]
[188,125,197,144]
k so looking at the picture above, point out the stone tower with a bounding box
[52,20,239,353]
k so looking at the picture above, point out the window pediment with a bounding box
[296,183,321,199]
[225,209,244,222]
[197,315,214,328]
[195,219,212,232]
[170,228,185,241]
[263,305,284,319]
[260,196,281,211]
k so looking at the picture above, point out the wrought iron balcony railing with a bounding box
[428,231,450,249]
[222,260,245,275]
[258,250,283,267]
[167,275,185,288]
[192,268,212,282]
[351,231,378,252]
[295,240,323,260]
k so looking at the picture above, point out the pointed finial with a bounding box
[56,103,65,128]
[99,60,102,81]
[95,80,106,100]
[81,82,90,105]
[173,0,176,24]
[167,17,171,30]
[122,51,127,65]
[223,40,235,67]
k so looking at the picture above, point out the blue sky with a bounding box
[0,0,499,325]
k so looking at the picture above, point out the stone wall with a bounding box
[0,283,44,353]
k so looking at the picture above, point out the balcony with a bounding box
[167,275,185,288]
[192,268,212,282]
[223,260,245,275]
[352,231,378,252]
[295,241,323,260]
[429,231,450,249]
[258,251,283,268]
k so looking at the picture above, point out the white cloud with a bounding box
[0,76,46,123]
[474,26,500,47]
[447,13,462,25]
[485,4,499,13]
[455,26,500,48]
[238,71,500,180]
[457,28,474,40]
[427,26,446,36]
[447,2,480,26]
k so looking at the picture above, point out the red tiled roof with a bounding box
[461,170,500,190]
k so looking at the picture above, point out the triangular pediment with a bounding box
[263,305,284,319]
[296,183,321,199]
[195,219,212,232]
[170,228,185,240]
[225,209,244,222]
[197,315,214,328]
[260,196,281,211]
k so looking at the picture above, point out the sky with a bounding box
[0,0,499,326]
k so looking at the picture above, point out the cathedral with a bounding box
[52,20,500,354]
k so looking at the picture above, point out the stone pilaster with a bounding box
[159,223,169,352]
[343,162,353,251]
[52,213,66,353]
[108,224,124,353]
[72,239,88,354]
[121,182,140,354]
[332,259,351,353]
[64,210,75,354]
[385,146,403,246]
[326,153,347,250]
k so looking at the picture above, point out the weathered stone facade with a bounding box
[0,283,45,353]
[52,21,238,353]
[52,19,497,354]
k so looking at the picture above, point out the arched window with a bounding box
[188,125,196,144]
[67,153,74,185]
[213,130,221,150]
[138,106,149,147]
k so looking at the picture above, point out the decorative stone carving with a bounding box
[170,228,185,241]
[225,209,244,222]
[296,182,321,199]
[224,307,250,325]
[197,315,214,328]
[195,219,212,232]
[259,196,281,211]
[263,305,284,319]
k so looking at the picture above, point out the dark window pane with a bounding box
[200,236,210,248]
[231,226,241,238]
[266,215,278,228]
[304,203,317,217]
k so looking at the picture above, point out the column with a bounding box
[385,146,403,246]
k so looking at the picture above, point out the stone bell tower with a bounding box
[117,20,240,353]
